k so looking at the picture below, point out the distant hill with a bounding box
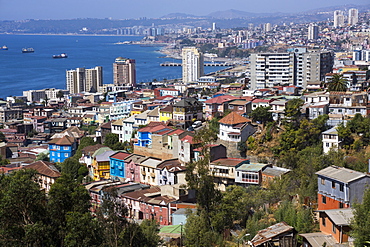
[160,13,200,19]
[206,9,286,19]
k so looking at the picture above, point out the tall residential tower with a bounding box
[113,57,136,87]
[182,47,204,83]
[66,66,102,94]
[348,8,359,26]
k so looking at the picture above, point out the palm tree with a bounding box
[327,74,348,92]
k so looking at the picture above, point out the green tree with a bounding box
[250,106,273,125]
[283,98,304,129]
[0,169,51,246]
[327,74,348,92]
[104,133,124,150]
[96,187,131,247]
[56,90,65,100]
[48,174,92,246]
[35,152,50,162]
[64,212,103,247]
[73,136,96,159]
[351,187,370,247]
[61,157,88,181]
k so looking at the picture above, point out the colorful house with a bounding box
[316,165,370,210]
[91,147,114,180]
[159,105,173,123]
[109,151,131,181]
[48,136,76,163]
[135,122,170,148]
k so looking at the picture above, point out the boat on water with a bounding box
[22,48,34,53]
[52,53,68,58]
[114,41,131,45]
[1,45,8,50]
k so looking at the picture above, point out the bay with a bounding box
[0,34,224,99]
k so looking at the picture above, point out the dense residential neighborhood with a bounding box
[1,7,370,247]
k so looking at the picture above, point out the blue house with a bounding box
[109,151,131,181]
[135,123,170,147]
[48,136,76,163]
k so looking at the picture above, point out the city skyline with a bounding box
[0,0,369,21]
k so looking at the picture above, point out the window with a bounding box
[321,178,325,185]
[63,146,69,150]
[332,181,335,189]
[332,224,336,234]
[322,217,326,226]
[322,196,326,204]
[339,202,344,208]
[64,153,69,157]
[340,184,344,192]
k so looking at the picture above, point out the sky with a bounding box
[0,0,368,20]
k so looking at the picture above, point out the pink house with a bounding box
[124,154,148,183]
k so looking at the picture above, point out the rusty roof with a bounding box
[251,222,295,247]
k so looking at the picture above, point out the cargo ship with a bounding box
[52,53,68,58]
[22,48,34,53]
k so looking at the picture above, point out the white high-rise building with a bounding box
[66,66,102,94]
[264,23,272,32]
[334,10,345,28]
[308,23,319,40]
[182,47,204,83]
[348,8,359,26]
[250,49,334,89]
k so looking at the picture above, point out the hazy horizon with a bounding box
[0,0,369,21]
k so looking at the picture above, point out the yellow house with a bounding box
[91,148,115,181]
[159,105,173,122]
[82,113,97,125]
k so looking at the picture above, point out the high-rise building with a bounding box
[308,23,319,40]
[250,49,334,89]
[113,57,136,87]
[264,23,272,32]
[333,10,345,28]
[66,66,102,94]
[182,47,204,83]
[348,8,359,26]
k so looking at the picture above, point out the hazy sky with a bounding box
[0,0,368,20]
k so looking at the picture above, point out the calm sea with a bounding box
[0,34,223,99]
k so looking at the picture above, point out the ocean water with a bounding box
[0,34,224,99]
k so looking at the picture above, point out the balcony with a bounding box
[150,172,155,178]
[141,170,146,176]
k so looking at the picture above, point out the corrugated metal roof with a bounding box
[299,232,337,247]
[321,208,353,226]
[237,163,269,172]
[251,222,294,246]
[262,166,290,177]
[315,165,368,183]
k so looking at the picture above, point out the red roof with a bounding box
[180,135,194,144]
[110,151,131,160]
[205,95,238,104]
[138,123,169,133]
[252,99,272,103]
[218,112,251,125]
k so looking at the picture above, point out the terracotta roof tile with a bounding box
[24,161,61,178]
[218,112,251,125]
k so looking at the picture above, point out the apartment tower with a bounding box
[250,48,334,89]
[182,47,204,83]
[348,8,359,26]
[308,23,319,40]
[66,66,102,94]
[113,57,136,87]
[333,10,345,28]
